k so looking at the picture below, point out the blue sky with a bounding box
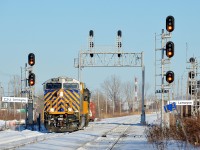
[0,0,200,95]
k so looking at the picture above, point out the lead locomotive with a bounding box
[43,76,90,132]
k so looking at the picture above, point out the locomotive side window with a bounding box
[63,83,79,89]
[46,83,62,89]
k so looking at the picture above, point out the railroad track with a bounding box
[108,123,130,150]
[0,115,146,150]
[77,115,142,150]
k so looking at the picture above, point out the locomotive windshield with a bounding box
[46,83,62,89]
[63,83,79,89]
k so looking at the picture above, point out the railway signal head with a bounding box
[189,71,195,79]
[28,73,35,86]
[166,16,175,32]
[117,30,122,37]
[166,41,174,58]
[189,85,195,95]
[28,53,35,66]
[90,53,94,57]
[166,71,174,83]
[89,30,94,37]
[118,53,122,57]
[189,57,195,63]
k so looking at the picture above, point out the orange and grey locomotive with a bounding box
[43,76,90,132]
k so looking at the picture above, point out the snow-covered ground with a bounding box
[0,114,196,150]
[0,120,5,131]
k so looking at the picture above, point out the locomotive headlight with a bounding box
[59,91,63,97]
[68,107,73,112]
[50,108,55,112]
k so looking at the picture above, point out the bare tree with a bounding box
[123,81,134,111]
[34,91,44,115]
[101,75,122,113]
[8,75,21,111]
[91,90,110,118]
[9,75,21,97]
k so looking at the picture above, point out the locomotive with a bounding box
[43,76,91,132]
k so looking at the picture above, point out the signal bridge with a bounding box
[74,47,143,68]
[74,30,146,124]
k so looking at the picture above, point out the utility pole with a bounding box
[106,93,107,115]
[21,67,23,97]
[120,98,121,115]
[14,76,16,118]
[134,77,138,113]
[97,91,100,118]
[113,92,115,116]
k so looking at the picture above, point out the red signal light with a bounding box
[28,53,35,66]
[166,71,174,83]
[28,73,35,86]
[166,41,174,58]
[166,16,175,32]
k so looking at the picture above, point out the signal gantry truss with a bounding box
[74,48,143,68]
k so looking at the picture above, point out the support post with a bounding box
[141,65,146,124]
[161,29,165,128]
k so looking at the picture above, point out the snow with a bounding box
[0,120,5,130]
[0,114,196,150]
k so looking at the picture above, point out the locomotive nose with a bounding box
[52,90,64,98]
[59,91,64,97]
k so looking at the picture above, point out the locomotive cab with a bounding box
[43,77,90,132]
